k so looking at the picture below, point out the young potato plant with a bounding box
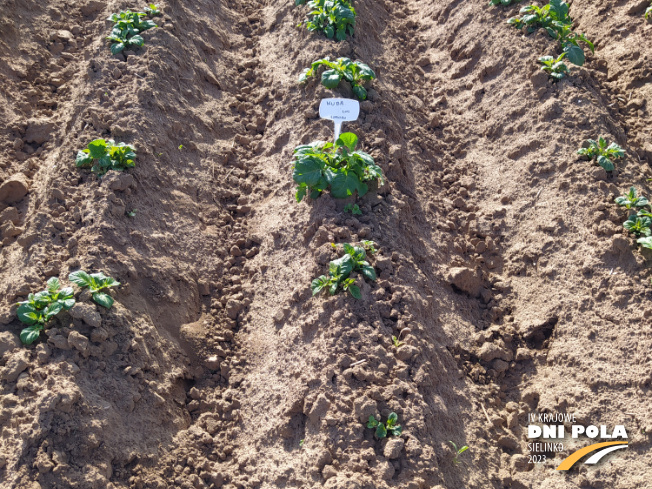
[577,137,624,171]
[538,54,569,80]
[296,0,356,41]
[76,139,136,176]
[144,4,162,16]
[311,242,377,299]
[367,413,402,438]
[646,3,652,19]
[69,271,120,309]
[344,203,362,215]
[391,335,404,348]
[508,0,593,66]
[17,278,75,345]
[623,215,651,237]
[292,132,384,202]
[107,10,157,54]
[615,187,649,210]
[299,57,376,100]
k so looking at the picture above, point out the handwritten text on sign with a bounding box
[319,98,360,122]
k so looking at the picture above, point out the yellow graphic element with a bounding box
[555,441,628,471]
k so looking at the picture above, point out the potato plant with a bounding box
[647,3,652,19]
[17,278,76,345]
[76,138,136,176]
[623,215,651,237]
[69,271,120,309]
[367,413,402,438]
[615,187,649,210]
[344,203,362,215]
[107,10,157,54]
[292,132,384,202]
[538,54,569,80]
[311,242,377,299]
[296,0,356,41]
[508,0,593,66]
[299,57,376,100]
[577,137,624,171]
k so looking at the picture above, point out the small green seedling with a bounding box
[538,54,569,80]
[552,22,594,66]
[17,277,76,345]
[367,413,402,438]
[615,187,649,210]
[392,335,404,348]
[178,144,184,150]
[126,209,137,217]
[623,215,652,237]
[490,0,522,4]
[144,4,161,16]
[449,441,469,465]
[296,0,356,41]
[311,243,377,299]
[107,10,157,54]
[292,132,384,202]
[344,204,362,215]
[646,3,652,19]
[299,57,376,100]
[577,137,624,172]
[361,240,377,254]
[69,271,120,309]
[76,138,136,176]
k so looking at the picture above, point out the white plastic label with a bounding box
[319,98,360,122]
[319,98,360,142]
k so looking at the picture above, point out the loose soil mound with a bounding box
[0,0,650,488]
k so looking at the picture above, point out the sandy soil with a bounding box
[0,0,651,488]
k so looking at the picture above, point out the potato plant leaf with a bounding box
[299,57,375,100]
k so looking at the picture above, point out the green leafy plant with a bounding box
[391,335,404,348]
[615,187,649,210]
[646,3,652,19]
[126,209,137,217]
[299,57,376,100]
[538,53,569,80]
[577,137,625,171]
[623,215,652,237]
[449,441,470,465]
[637,237,652,250]
[17,278,76,345]
[107,10,157,54]
[508,0,593,66]
[552,22,594,66]
[296,0,356,41]
[311,243,377,299]
[144,4,161,16]
[490,0,522,4]
[361,240,377,254]
[366,413,402,438]
[344,203,362,215]
[75,139,136,176]
[69,271,120,309]
[292,132,384,202]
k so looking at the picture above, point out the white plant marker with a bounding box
[319,98,360,143]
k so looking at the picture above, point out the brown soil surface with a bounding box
[1,0,651,488]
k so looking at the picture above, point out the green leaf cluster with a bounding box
[69,270,120,309]
[366,413,402,438]
[296,0,356,41]
[577,137,624,172]
[311,242,377,299]
[107,9,157,54]
[508,0,594,66]
[538,53,569,80]
[646,3,652,19]
[292,132,384,202]
[144,4,162,17]
[613,187,652,251]
[344,203,362,215]
[17,277,76,345]
[75,138,137,176]
[299,57,376,100]
[449,441,470,464]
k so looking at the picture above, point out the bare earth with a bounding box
[0,0,651,488]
